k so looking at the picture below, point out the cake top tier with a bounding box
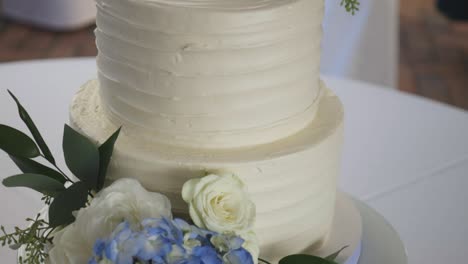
[96,0,324,148]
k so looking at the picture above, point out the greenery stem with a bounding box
[44,227,56,240]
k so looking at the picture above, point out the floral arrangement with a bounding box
[0,92,347,264]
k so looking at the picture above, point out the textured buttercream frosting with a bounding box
[95,0,324,148]
[70,80,343,261]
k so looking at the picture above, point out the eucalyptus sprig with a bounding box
[0,216,52,264]
[0,91,121,263]
[341,0,360,15]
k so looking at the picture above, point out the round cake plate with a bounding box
[308,192,407,264]
[354,198,408,264]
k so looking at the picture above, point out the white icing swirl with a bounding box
[95,0,324,148]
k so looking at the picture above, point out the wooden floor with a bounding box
[0,4,467,110]
[0,20,96,60]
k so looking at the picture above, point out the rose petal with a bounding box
[182,178,200,203]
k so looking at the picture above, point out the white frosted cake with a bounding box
[70,0,344,261]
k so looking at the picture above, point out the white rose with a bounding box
[182,173,256,234]
[48,178,172,264]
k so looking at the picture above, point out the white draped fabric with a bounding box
[321,0,399,88]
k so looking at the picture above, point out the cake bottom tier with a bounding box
[70,79,344,261]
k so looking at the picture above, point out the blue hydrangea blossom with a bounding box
[88,218,254,264]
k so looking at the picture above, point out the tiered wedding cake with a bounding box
[70,0,344,261]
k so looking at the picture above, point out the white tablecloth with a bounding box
[0,59,467,263]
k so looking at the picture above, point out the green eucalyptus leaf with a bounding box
[0,124,40,158]
[8,90,56,164]
[2,173,65,196]
[97,127,121,191]
[325,246,349,261]
[63,125,99,190]
[9,156,66,184]
[279,254,338,264]
[48,182,89,228]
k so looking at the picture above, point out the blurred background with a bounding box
[0,0,467,110]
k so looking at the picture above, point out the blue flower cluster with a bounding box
[88,218,254,264]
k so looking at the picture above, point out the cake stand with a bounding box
[354,198,408,264]
[18,193,407,264]
[308,192,407,264]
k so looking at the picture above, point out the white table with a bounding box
[0,59,467,263]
